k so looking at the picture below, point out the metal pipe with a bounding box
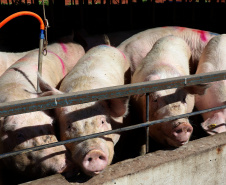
[1,104,226,159]
[37,30,45,93]
[0,70,226,117]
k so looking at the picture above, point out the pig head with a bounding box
[132,35,209,147]
[39,80,128,177]
[0,42,85,178]
[0,91,68,178]
[134,84,209,147]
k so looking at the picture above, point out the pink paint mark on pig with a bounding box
[60,43,68,53]
[48,50,66,76]
[200,31,208,42]
[192,29,208,42]
[117,48,126,60]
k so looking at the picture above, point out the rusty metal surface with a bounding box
[0,70,226,118]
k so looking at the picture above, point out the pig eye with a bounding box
[66,120,72,130]
[17,133,24,138]
[16,133,25,142]
[101,118,106,124]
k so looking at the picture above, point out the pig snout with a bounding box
[55,159,68,174]
[172,122,193,146]
[82,149,108,176]
[38,145,68,174]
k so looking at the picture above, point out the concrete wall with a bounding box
[72,132,226,185]
[20,132,226,185]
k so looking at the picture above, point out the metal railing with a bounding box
[0,70,226,159]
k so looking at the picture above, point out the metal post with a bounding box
[37,30,45,93]
[146,93,150,154]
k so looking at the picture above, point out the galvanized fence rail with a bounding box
[0,70,226,159]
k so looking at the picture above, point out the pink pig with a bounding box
[0,50,30,76]
[195,34,226,135]
[0,42,85,178]
[118,26,218,77]
[132,35,209,147]
[39,44,129,176]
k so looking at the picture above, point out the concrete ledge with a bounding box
[70,132,226,185]
[17,132,226,185]
[20,174,71,185]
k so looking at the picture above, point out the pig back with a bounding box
[60,45,127,93]
[118,26,217,75]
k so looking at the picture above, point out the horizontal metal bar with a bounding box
[1,103,226,159]
[0,70,226,117]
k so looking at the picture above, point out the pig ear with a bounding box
[184,83,210,95]
[38,74,63,97]
[105,97,129,117]
[201,112,226,135]
[133,93,146,100]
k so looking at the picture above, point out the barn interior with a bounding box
[0,0,225,184]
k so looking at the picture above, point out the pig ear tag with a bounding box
[208,124,217,129]
[0,11,46,93]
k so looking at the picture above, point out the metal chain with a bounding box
[42,0,49,56]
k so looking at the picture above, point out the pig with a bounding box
[195,34,226,135]
[0,51,29,76]
[117,26,218,78]
[131,35,209,147]
[0,41,85,179]
[39,44,129,176]
[0,32,79,78]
